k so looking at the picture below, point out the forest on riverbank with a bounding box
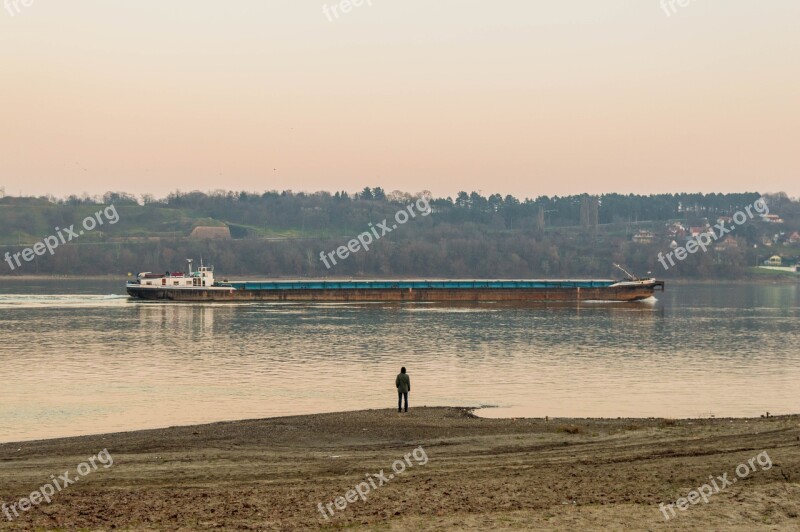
[1,189,798,278]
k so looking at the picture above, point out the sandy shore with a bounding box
[1,408,798,530]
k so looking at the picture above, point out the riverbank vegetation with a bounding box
[1,190,797,278]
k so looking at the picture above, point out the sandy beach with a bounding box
[0,408,798,531]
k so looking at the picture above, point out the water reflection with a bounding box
[134,303,226,335]
[0,281,797,442]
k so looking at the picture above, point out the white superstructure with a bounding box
[128,259,218,289]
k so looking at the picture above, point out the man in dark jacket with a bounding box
[396,367,410,413]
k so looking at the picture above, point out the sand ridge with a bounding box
[0,407,798,530]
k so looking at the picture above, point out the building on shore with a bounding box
[190,226,232,239]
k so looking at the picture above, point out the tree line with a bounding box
[1,189,797,278]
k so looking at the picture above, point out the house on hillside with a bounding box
[689,226,710,238]
[761,214,784,224]
[632,230,655,244]
[666,222,687,238]
[788,231,800,245]
[715,237,739,252]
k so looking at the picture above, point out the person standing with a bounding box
[396,367,410,413]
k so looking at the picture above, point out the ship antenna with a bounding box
[613,263,637,281]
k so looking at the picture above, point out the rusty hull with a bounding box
[126,284,660,302]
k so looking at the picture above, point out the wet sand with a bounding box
[1,407,798,530]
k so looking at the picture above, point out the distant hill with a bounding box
[0,189,797,278]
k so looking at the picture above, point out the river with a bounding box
[0,279,797,442]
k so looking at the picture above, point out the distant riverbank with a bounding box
[0,274,128,281]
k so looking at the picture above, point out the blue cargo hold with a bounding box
[221,280,617,291]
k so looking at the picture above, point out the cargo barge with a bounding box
[126,261,664,302]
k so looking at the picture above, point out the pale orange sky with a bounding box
[0,0,798,200]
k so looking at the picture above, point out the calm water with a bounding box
[0,279,798,443]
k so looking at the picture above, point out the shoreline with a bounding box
[1,407,798,530]
[2,407,798,447]
[4,406,798,447]
[0,274,128,281]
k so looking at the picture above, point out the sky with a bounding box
[0,0,798,200]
